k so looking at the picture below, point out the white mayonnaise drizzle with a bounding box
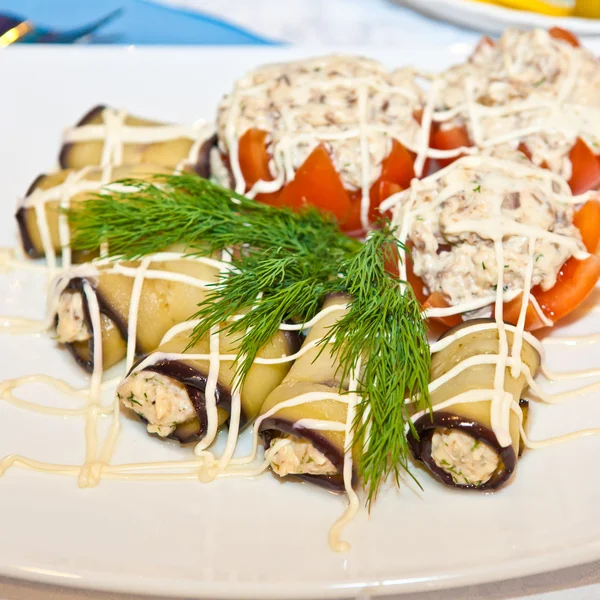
[328,359,361,553]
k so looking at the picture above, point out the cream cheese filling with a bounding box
[55,291,91,343]
[118,371,196,437]
[268,434,338,477]
[431,428,499,486]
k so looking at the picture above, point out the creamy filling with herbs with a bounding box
[217,55,424,191]
[55,291,91,343]
[431,428,499,486]
[436,28,600,180]
[407,154,585,307]
[268,434,338,477]
[117,371,195,437]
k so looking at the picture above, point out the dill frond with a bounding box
[68,174,431,502]
[320,225,431,505]
[68,174,358,260]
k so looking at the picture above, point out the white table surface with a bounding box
[1,2,599,599]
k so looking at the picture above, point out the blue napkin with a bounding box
[0,0,278,44]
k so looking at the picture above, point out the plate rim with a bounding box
[1,532,599,598]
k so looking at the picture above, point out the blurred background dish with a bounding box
[396,0,600,34]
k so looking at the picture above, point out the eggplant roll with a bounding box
[16,164,171,260]
[59,105,216,175]
[408,319,540,490]
[117,328,298,443]
[53,255,218,372]
[258,294,354,492]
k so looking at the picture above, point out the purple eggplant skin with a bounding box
[15,173,55,258]
[141,359,234,444]
[59,105,106,169]
[194,134,217,178]
[58,277,129,373]
[408,411,517,491]
[259,419,357,493]
[126,328,300,445]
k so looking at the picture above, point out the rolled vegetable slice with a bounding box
[52,253,218,371]
[16,164,171,260]
[117,328,298,443]
[59,105,216,174]
[408,319,540,490]
[258,294,355,492]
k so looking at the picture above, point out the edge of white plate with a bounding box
[397,0,600,35]
[2,535,599,598]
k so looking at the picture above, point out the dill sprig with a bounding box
[320,225,431,506]
[67,174,431,501]
[69,174,359,260]
[189,248,337,380]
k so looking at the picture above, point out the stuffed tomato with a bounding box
[382,152,600,331]
[431,28,600,195]
[212,56,428,233]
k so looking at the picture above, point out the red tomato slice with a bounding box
[422,292,462,328]
[237,128,416,232]
[533,255,600,322]
[277,145,351,222]
[517,142,533,161]
[238,129,272,187]
[574,199,600,253]
[431,125,472,168]
[548,27,580,47]
[569,138,600,195]
[499,293,547,331]
[378,181,402,203]
[237,128,281,204]
[341,193,364,235]
[369,140,415,212]
[380,139,415,191]
[404,252,427,304]
[473,35,495,55]
[402,201,600,332]
[503,201,600,328]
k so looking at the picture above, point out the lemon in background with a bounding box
[471,0,600,17]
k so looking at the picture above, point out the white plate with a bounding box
[1,44,600,599]
[397,0,600,35]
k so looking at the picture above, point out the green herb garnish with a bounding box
[68,174,431,503]
[127,392,142,407]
